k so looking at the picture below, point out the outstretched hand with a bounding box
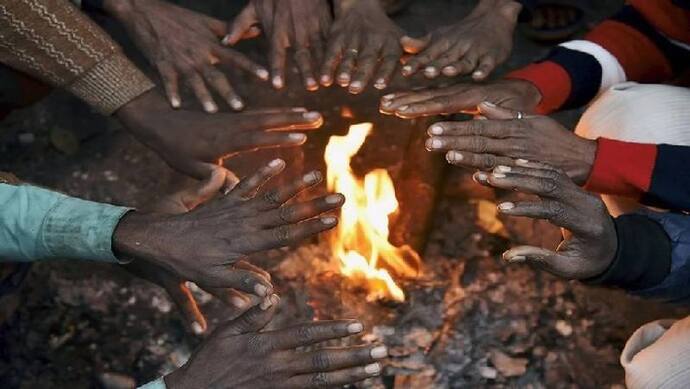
[105,0,268,112]
[484,161,617,280]
[165,297,388,388]
[114,159,344,294]
[400,0,521,80]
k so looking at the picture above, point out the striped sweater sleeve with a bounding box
[586,139,690,211]
[507,0,690,114]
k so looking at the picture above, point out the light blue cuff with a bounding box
[0,183,131,262]
[138,377,167,389]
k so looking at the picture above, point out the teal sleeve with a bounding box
[0,183,131,262]
[138,378,167,389]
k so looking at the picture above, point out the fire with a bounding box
[325,123,420,302]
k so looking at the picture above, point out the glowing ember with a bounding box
[325,123,420,302]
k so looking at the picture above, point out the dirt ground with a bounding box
[2,0,688,388]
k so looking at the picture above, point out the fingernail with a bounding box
[170,96,181,108]
[424,66,439,77]
[442,66,457,76]
[365,363,381,375]
[255,284,269,297]
[498,202,515,211]
[370,346,388,359]
[495,165,511,173]
[492,172,506,178]
[402,65,412,75]
[381,100,393,107]
[256,68,269,80]
[191,321,205,335]
[203,101,217,113]
[516,159,530,165]
[349,81,363,92]
[272,76,284,89]
[292,107,307,112]
[231,296,247,308]
[398,105,409,111]
[474,172,488,182]
[446,151,463,162]
[482,101,496,108]
[303,171,321,184]
[473,70,484,79]
[382,93,395,100]
[221,35,231,45]
[347,322,363,333]
[429,125,443,135]
[270,293,280,305]
[326,194,343,204]
[259,296,272,310]
[269,158,284,168]
[320,74,332,85]
[374,79,386,89]
[289,133,307,142]
[507,255,526,262]
[306,77,318,90]
[303,111,321,121]
[430,138,443,149]
[230,98,244,110]
[338,73,350,84]
[321,216,337,225]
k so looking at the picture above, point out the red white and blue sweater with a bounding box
[510,0,690,212]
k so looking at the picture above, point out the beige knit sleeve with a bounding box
[0,0,154,114]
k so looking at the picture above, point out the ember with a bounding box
[324,123,421,302]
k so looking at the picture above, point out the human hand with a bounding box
[486,161,616,280]
[123,170,266,335]
[165,296,388,388]
[113,158,344,294]
[426,102,597,183]
[104,0,269,112]
[224,0,332,91]
[379,79,541,118]
[320,0,404,93]
[400,0,522,81]
[115,90,323,182]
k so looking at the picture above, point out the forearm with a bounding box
[0,0,154,114]
[0,181,131,262]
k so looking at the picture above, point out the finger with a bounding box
[473,54,497,81]
[400,35,430,55]
[403,40,451,77]
[255,170,323,210]
[496,200,554,220]
[349,42,382,94]
[206,286,256,313]
[234,259,271,281]
[166,282,207,335]
[227,158,285,199]
[425,136,511,154]
[445,150,516,170]
[178,167,226,210]
[250,110,323,131]
[446,50,480,77]
[486,170,563,198]
[336,34,361,87]
[201,66,244,111]
[157,62,181,108]
[266,320,364,350]
[394,94,469,118]
[288,344,388,374]
[286,364,382,389]
[373,45,400,90]
[213,47,270,81]
[427,120,512,138]
[223,4,258,46]
[294,48,318,91]
[207,267,274,297]
[247,217,338,251]
[269,38,288,89]
[478,101,537,120]
[436,41,472,77]
[232,132,309,152]
[310,34,325,68]
[320,33,346,86]
[472,170,492,186]
[257,193,345,227]
[186,72,217,113]
[502,245,576,279]
[217,294,279,336]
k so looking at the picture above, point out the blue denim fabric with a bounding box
[138,378,166,389]
[0,183,130,262]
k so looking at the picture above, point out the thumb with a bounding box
[222,4,259,46]
[502,245,564,274]
[478,101,534,120]
[217,294,280,336]
[166,281,208,336]
[400,35,430,54]
[179,167,226,210]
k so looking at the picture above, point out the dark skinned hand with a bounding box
[320,0,404,94]
[165,297,389,389]
[113,158,344,295]
[426,102,597,184]
[224,0,332,91]
[482,161,617,280]
[115,89,323,183]
[379,79,542,119]
[401,0,522,81]
[123,169,267,335]
[104,0,269,112]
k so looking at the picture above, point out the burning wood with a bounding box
[324,123,421,302]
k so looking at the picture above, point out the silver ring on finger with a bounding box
[516,111,525,120]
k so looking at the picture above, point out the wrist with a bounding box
[573,138,597,186]
[112,211,163,266]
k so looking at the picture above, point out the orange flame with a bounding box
[325,123,420,301]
